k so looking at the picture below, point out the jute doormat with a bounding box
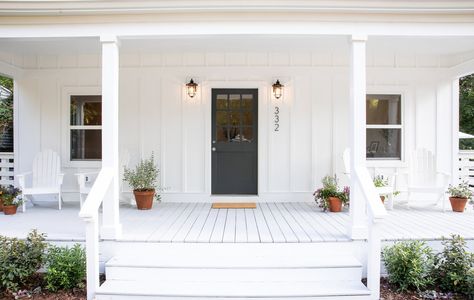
[211,202,257,209]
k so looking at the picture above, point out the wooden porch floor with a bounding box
[1,202,474,242]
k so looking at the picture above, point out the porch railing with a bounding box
[355,166,388,300]
[78,167,114,300]
[0,152,14,186]
[459,150,474,187]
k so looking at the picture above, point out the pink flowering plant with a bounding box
[313,175,350,211]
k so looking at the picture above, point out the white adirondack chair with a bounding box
[343,148,397,210]
[17,150,64,211]
[402,148,451,211]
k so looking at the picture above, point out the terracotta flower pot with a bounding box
[380,196,385,204]
[328,197,343,212]
[3,205,17,215]
[449,197,468,212]
[133,190,155,210]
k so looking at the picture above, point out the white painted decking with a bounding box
[1,201,474,242]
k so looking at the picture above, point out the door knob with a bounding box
[212,147,216,152]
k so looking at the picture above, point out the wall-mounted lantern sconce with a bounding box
[272,80,284,99]
[186,78,198,98]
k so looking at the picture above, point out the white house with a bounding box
[1,1,474,299]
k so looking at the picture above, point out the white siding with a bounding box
[9,50,460,202]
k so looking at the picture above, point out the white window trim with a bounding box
[61,86,102,168]
[366,89,407,168]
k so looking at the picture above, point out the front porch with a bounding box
[2,201,474,243]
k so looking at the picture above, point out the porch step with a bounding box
[96,280,371,299]
[97,244,370,299]
[105,254,363,282]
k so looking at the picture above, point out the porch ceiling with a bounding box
[1,35,474,56]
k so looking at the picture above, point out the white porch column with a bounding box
[348,35,368,239]
[100,36,122,239]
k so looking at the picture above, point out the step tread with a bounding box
[107,254,362,269]
[97,280,370,297]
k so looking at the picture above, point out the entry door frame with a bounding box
[202,81,268,200]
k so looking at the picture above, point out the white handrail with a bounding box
[78,167,114,300]
[355,166,388,300]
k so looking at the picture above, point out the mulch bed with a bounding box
[2,277,468,300]
[0,274,87,300]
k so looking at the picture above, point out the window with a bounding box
[70,95,102,160]
[366,94,402,160]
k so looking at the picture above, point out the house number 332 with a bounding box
[274,106,280,132]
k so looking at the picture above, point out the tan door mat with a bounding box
[211,202,257,209]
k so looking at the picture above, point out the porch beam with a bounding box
[348,34,368,240]
[100,35,122,239]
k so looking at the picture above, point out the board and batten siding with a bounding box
[8,50,458,202]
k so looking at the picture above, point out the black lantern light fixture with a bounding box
[272,79,284,99]
[186,78,198,98]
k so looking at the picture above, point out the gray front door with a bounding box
[211,89,258,195]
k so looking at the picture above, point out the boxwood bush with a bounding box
[0,230,47,292]
[382,240,434,292]
[45,244,86,292]
[432,235,474,295]
[44,244,86,292]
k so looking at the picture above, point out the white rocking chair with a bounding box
[401,148,450,211]
[343,148,397,210]
[17,150,64,211]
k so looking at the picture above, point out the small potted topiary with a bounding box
[373,175,388,203]
[313,175,349,212]
[0,185,23,215]
[123,153,160,210]
[446,181,472,212]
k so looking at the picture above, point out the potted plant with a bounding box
[446,181,472,212]
[0,185,23,215]
[373,175,388,203]
[123,154,160,210]
[313,175,349,212]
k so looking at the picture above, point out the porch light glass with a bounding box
[186,78,198,98]
[272,80,284,99]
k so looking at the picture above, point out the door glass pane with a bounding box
[228,127,241,142]
[229,94,241,110]
[366,94,401,125]
[242,94,253,110]
[242,111,252,125]
[216,94,228,110]
[216,126,228,142]
[241,127,253,143]
[216,111,228,126]
[70,129,102,160]
[71,95,102,126]
[366,128,401,159]
[229,112,241,126]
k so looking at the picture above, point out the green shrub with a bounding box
[44,244,86,292]
[0,230,47,292]
[432,235,474,294]
[467,268,474,298]
[382,240,434,292]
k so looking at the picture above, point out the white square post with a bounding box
[100,36,122,239]
[349,35,368,239]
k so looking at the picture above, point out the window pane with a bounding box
[216,111,228,126]
[229,94,241,110]
[229,127,241,142]
[366,94,401,125]
[241,127,253,143]
[71,129,102,160]
[229,112,240,126]
[216,94,228,110]
[242,111,253,125]
[366,128,401,159]
[71,95,102,126]
[216,126,228,142]
[242,94,253,110]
